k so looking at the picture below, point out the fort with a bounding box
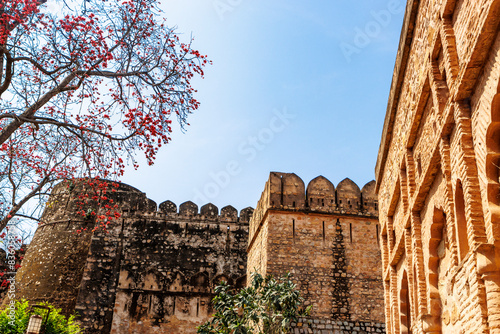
[14,0,500,332]
[11,173,385,334]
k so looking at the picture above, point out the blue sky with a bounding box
[122,0,406,212]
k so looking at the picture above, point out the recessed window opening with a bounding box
[322,221,325,241]
[417,155,422,177]
[400,271,412,334]
[292,219,295,239]
[349,223,353,243]
[455,180,469,261]
[293,201,296,207]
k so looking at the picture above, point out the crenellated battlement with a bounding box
[155,200,253,223]
[249,172,378,239]
[39,180,253,231]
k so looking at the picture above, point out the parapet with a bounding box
[251,172,377,223]
[282,173,306,209]
[40,180,252,229]
[361,180,378,215]
[306,176,336,212]
[220,205,238,221]
[179,201,198,216]
[159,200,177,213]
[201,203,218,216]
[336,178,361,213]
[158,200,253,224]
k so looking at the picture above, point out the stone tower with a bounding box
[247,172,386,333]
[14,180,154,315]
[13,180,251,334]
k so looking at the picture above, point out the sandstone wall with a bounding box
[247,172,385,333]
[376,0,500,333]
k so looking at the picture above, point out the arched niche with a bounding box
[400,270,412,334]
[486,83,500,240]
[427,208,445,324]
[454,180,469,261]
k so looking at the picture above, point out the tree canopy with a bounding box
[0,0,209,231]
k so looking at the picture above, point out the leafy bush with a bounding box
[198,272,311,334]
[0,300,81,334]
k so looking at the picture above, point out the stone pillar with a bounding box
[390,266,400,334]
[411,212,428,316]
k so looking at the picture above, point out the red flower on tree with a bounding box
[0,0,210,231]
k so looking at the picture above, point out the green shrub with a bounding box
[198,272,311,334]
[0,300,81,334]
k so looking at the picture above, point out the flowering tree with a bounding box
[0,0,209,231]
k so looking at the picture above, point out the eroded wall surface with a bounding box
[14,181,252,334]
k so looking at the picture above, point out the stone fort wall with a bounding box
[13,172,385,334]
[376,0,500,333]
[248,172,386,333]
[14,181,252,334]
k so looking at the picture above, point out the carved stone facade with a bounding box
[248,172,385,333]
[376,0,500,333]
